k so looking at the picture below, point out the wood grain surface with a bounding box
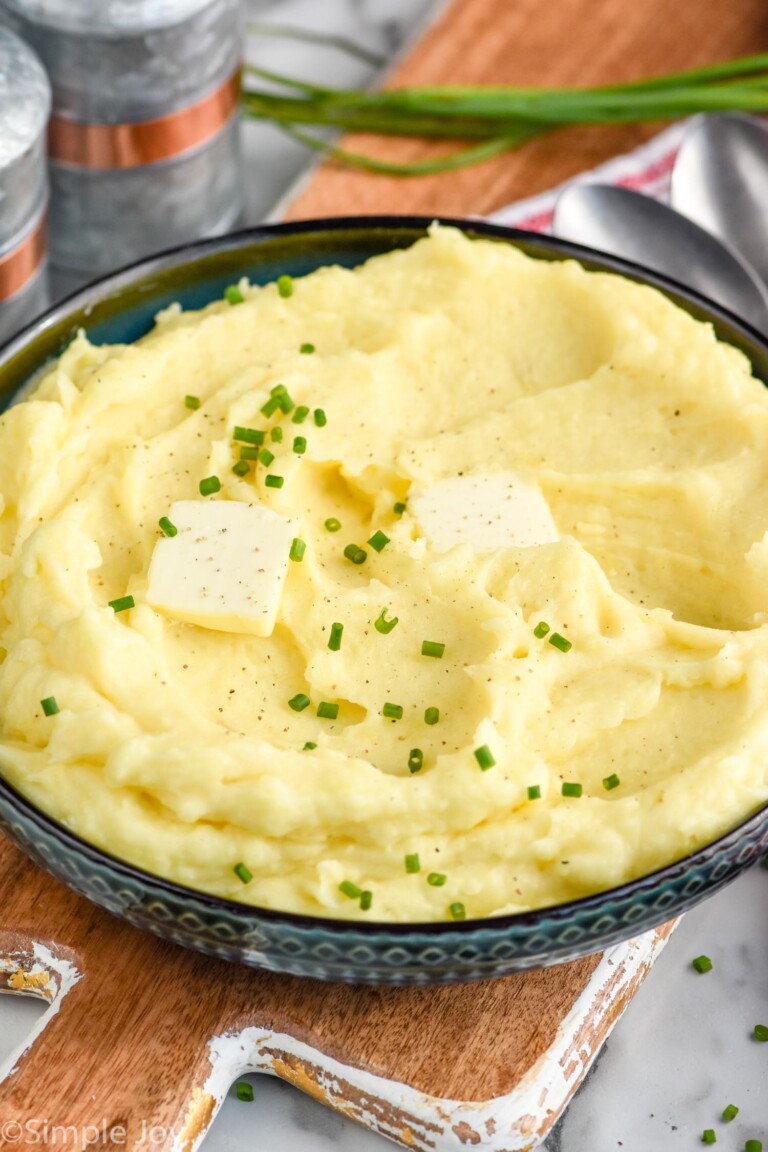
[284,0,768,221]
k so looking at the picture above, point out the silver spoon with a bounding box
[552,182,768,333]
[670,112,768,288]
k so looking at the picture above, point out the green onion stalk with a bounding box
[240,54,768,176]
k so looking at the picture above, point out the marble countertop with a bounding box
[1,2,767,1149]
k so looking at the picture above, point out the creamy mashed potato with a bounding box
[1,225,768,921]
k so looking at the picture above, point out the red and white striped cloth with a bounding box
[488,120,691,233]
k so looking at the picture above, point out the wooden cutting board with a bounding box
[0,0,764,1148]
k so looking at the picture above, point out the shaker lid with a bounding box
[0,0,216,33]
[0,25,50,168]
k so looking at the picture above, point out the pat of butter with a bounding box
[146,500,297,636]
[410,472,558,553]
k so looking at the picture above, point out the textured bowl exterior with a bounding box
[1,215,767,985]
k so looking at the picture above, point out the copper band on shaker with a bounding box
[48,69,240,169]
[0,214,46,303]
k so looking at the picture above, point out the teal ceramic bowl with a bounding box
[1,216,767,985]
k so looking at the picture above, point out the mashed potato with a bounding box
[1,225,768,921]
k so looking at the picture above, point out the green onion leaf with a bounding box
[561,781,583,798]
[225,284,244,305]
[359,890,373,911]
[292,405,310,424]
[339,880,362,899]
[234,426,265,445]
[382,702,403,720]
[374,608,398,634]
[289,537,306,562]
[692,955,713,974]
[317,701,339,720]
[236,1082,254,1102]
[259,447,275,466]
[343,543,367,564]
[303,741,317,750]
[239,445,261,460]
[288,693,310,712]
[702,1131,716,1145]
[234,862,253,884]
[41,696,59,717]
[393,501,407,515]
[408,748,423,773]
[405,853,420,873]
[722,1105,739,1122]
[549,632,572,653]
[753,1023,768,1041]
[745,1141,763,1152]
[324,517,342,533]
[278,392,295,414]
[271,426,283,443]
[260,395,281,417]
[474,744,496,771]
[232,459,250,477]
[300,342,315,353]
[277,274,294,298]
[199,475,221,497]
[313,408,327,427]
[602,773,621,791]
[449,902,466,921]
[367,529,390,552]
[329,622,343,651]
[159,516,177,537]
[421,640,445,659]
[527,784,541,800]
[184,394,201,410]
[109,595,135,613]
[533,620,550,638]
[293,435,307,454]
[427,872,447,887]
[424,706,439,725]
[265,474,284,488]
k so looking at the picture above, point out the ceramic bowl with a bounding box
[1,216,767,985]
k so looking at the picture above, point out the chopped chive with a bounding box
[427,872,447,887]
[602,773,621,791]
[367,530,390,553]
[277,274,293,298]
[374,608,398,634]
[184,394,200,410]
[421,640,445,659]
[158,516,177,537]
[692,954,713,974]
[424,706,439,725]
[270,426,283,443]
[393,502,407,516]
[300,342,315,354]
[260,396,281,417]
[234,862,253,884]
[292,405,310,424]
[313,408,327,427]
[265,475,284,489]
[270,384,288,397]
[408,748,423,773]
[324,517,342,533]
[317,701,339,720]
[527,784,541,800]
[474,745,496,771]
[288,693,310,712]
[278,392,294,414]
[533,620,550,638]
[745,1142,763,1152]
[405,853,421,874]
[722,1105,739,1122]
[199,475,221,496]
[343,543,367,565]
[549,632,572,653]
[239,445,261,460]
[449,902,466,921]
[303,741,317,750]
[233,426,264,445]
[232,459,250,477]
[109,595,135,613]
[41,696,59,717]
[753,1023,768,1041]
[289,537,306,562]
[293,436,307,454]
[225,284,244,305]
[236,1082,254,1102]
[702,1131,716,1145]
[561,781,583,798]
[382,702,403,720]
[258,447,275,467]
[359,890,373,911]
[328,622,344,651]
[339,880,362,899]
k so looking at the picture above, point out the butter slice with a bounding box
[410,472,558,553]
[146,500,296,636]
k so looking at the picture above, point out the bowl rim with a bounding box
[1,212,767,934]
